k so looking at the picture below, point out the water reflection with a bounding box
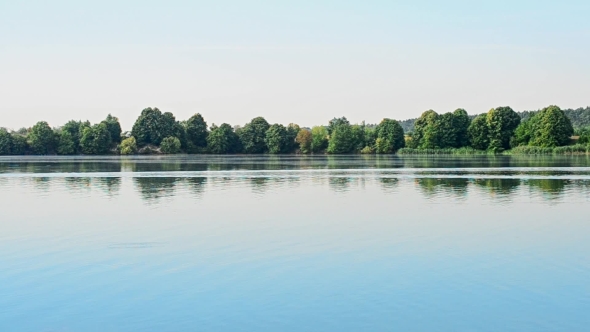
[134,177,178,203]
[185,177,207,198]
[415,178,469,199]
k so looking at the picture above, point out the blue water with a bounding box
[0,156,589,331]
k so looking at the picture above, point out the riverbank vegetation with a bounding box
[1,105,590,155]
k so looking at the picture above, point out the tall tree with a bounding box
[411,110,442,149]
[530,105,573,147]
[131,108,179,146]
[375,118,405,153]
[207,123,240,154]
[185,113,208,151]
[237,117,270,153]
[101,114,122,144]
[452,108,471,147]
[486,106,520,152]
[327,121,354,154]
[311,126,328,153]
[29,121,57,155]
[57,130,77,155]
[285,123,300,153]
[265,124,288,154]
[0,129,12,155]
[468,114,489,150]
[295,129,312,154]
[80,123,112,155]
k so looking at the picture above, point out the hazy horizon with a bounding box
[2,1,589,130]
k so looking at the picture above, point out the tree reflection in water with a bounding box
[134,177,177,203]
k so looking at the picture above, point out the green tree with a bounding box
[80,123,112,155]
[411,110,442,149]
[468,114,489,150]
[311,126,328,153]
[487,106,520,152]
[131,107,178,146]
[61,120,86,153]
[285,123,300,153]
[452,109,471,147]
[295,129,312,154]
[185,113,208,151]
[529,105,573,147]
[327,117,350,135]
[160,136,182,154]
[119,137,138,155]
[237,117,270,153]
[102,114,122,144]
[512,117,536,147]
[10,134,28,155]
[57,130,76,155]
[29,121,57,154]
[207,123,240,154]
[327,121,354,154]
[265,124,288,154]
[0,129,13,155]
[374,118,405,153]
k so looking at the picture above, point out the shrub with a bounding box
[119,137,138,155]
[160,136,181,154]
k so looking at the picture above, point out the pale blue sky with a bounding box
[1,0,589,130]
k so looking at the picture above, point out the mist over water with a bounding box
[1,156,590,331]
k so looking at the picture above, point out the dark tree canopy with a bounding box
[237,117,270,154]
[375,118,405,153]
[131,108,179,146]
[185,113,209,151]
[468,114,489,150]
[0,129,12,155]
[207,123,240,154]
[265,124,289,154]
[327,121,354,154]
[102,114,122,144]
[29,121,57,155]
[80,123,112,155]
[486,106,521,152]
[515,105,573,147]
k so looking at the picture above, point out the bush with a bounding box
[397,147,490,155]
[119,137,138,155]
[160,136,181,154]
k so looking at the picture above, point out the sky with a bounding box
[1,0,589,131]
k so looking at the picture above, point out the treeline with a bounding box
[0,107,404,155]
[0,105,587,155]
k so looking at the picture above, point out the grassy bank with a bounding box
[398,144,590,155]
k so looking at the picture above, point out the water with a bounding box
[1,155,589,331]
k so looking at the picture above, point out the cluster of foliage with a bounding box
[0,115,122,155]
[1,104,585,156]
[408,109,471,149]
[512,106,573,148]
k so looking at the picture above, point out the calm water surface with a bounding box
[1,155,589,331]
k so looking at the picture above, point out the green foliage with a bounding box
[102,114,122,144]
[452,108,471,147]
[265,124,288,154]
[10,134,28,155]
[374,118,405,153]
[468,114,489,150]
[29,121,57,155]
[0,129,12,155]
[80,123,112,155]
[160,136,182,154]
[285,123,300,153]
[553,144,588,154]
[207,123,240,154]
[327,121,354,154]
[411,110,442,149]
[237,117,270,153]
[486,106,520,152]
[398,147,490,155]
[185,113,208,151]
[529,106,573,147]
[577,127,590,145]
[327,117,350,135]
[57,130,77,155]
[119,137,138,155]
[310,126,328,153]
[131,107,179,146]
[506,146,554,155]
[61,120,87,153]
[295,129,312,153]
